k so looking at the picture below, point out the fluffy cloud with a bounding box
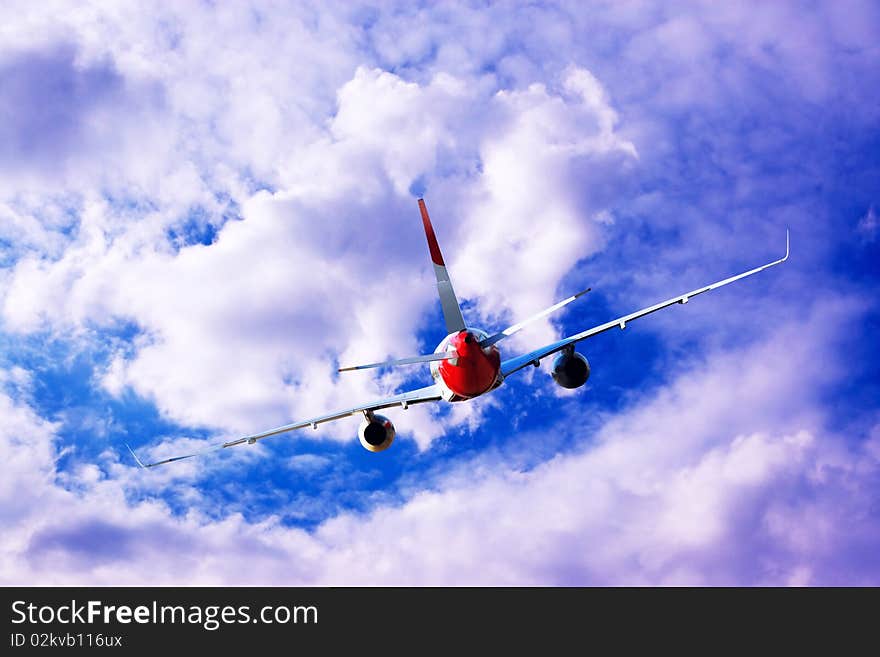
[0,53,636,448]
[2,297,877,585]
[0,1,877,586]
[0,43,167,194]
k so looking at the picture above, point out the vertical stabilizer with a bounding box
[418,199,467,334]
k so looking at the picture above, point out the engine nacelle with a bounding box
[551,351,591,389]
[358,414,395,452]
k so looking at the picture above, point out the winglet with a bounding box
[125,443,148,469]
[784,228,790,262]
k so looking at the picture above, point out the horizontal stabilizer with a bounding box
[480,287,591,348]
[338,350,457,373]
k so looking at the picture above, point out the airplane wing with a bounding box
[128,383,443,468]
[500,230,789,378]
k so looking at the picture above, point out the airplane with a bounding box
[128,199,789,468]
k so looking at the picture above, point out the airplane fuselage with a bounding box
[431,329,502,401]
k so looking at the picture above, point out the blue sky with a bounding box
[0,1,878,584]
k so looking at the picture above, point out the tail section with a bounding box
[419,199,467,334]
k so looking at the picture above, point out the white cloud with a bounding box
[0,48,636,450]
[1,297,878,585]
[452,67,636,352]
[857,205,877,242]
[0,0,877,586]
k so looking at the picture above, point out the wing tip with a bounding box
[784,228,790,261]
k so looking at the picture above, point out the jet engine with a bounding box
[551,350,591,389]
[358,413,396,452]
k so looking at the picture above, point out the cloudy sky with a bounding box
[1,1,878,585]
